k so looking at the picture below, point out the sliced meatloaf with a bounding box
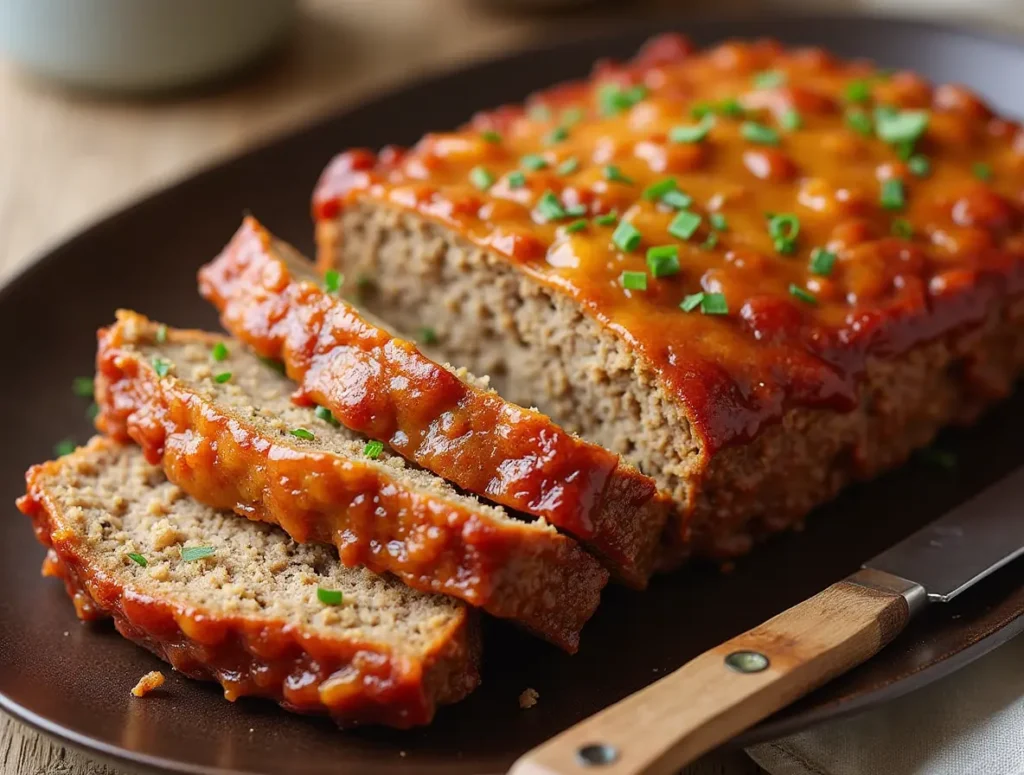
[313,34,1024,561]
[198,216,667,585]
[17,438,479,728]
[95,310,608,652]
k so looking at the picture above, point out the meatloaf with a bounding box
[199,216,667,585]
[96,310,608,651]
[313,34,1024,560]
[18,438,480,728]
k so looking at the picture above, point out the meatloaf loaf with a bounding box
[199,216,667,585]
[96,310,607,651]
[313,34,1024,560]
[18,438,480,728]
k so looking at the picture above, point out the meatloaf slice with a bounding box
[17,438,479,728]
[313,35,1024,562]
[198,216,667,586]
[95,310,608,652]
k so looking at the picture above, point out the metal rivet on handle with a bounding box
[576,743,619,767]
[724,650,770,673]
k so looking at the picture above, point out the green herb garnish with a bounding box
[565,219,588,233]
[809,247,837,276]
[690,101,714,119]
[780,109,802,131]
[317,587,344,605]
[753,70,786,89]
[507,171,526,189]
[289,428,315,441]
[789,284,817,305]
[557,157,579,176]
[709,213,728,231]
[86,403,99,421]
[323,270,342,294]
[891,218,914,238]
[152,358,171,378]
[418,327,438,345]
[481,130,502,144]
[213,372,232,384]
[642,178,677,201]
[680,292,727,315]
[669,210,702,241]
[612,220,642,252]
[646,245,680,277]
[620,271,648,291]
[880,179,906,210]
[181,546,215,562]
[469,166,495,191]
[669,115,715,144]
[363,440,384,459]
[127,553,148,567]
[844,79,872,103]
[594,211,618,226]
[521,154,548,171]
[315,406,339,426]
[603,165,634,185]
[598,83,647,116]
[768,213,801,253]
[719,98,745,117]
[972,162,993,181]
[211,342,229,362]
[875,109,929,145]
[536,190,567,221]
[155,324,168,344]
[72,377,94,398]
[561,107,585,127]
[53,439,76,457]
[545,126,569,145]
[659,189,691,210]
[908,155,930,177]
[741,121,779,146]
[845,109,873,136]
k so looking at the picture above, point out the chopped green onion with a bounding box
[155,324,168,344]
[594,211,618,226]
[317,587,344,605]
[845,109,873,136]
[669,210,702,241]
[789,284,818,305]
[469,166,495,191]
[181,546,215,562]
[719,98,745,117]
[895,140,915,161]
[152,358,171,378]
[620,271,648,291]
[690,101,714,119]
[844,79,872,103]
[86,403,99,421]
[545,126,569,144]
[536,190,567,221]
[891,218,914,238]
[598,83,647,116]
[603,165,634,185]
[680,292,728,315]
[315,405,339,426]
[564,203,588,217]
[701,233,718,250]
[213,372,232,384]
[72,376,94,398]
[668,115,715,144]
[767,213,801,253]
[646,245,680,277]
[753,70,786,89]
[323,270,342,294]
[211,342,229,362]
[642,178,677,201]
[908,155,930,177]
[741,121,779,146]
[880,179,906,210]
[289,428,314,441]
[53,439,76,457]
[418,327,438,345]
[127,552,148,567]
[528,104,551,121]
[565,219,588,233]
[709,213,728,231]
[680,293,703,312]
[612,220,642,252]
[809,247,837,276]
[780,109,802,131]
[521,154,548,171]
[481,130,502,144]
[507,171,526,189]
[364,440,385,459]
[875,109,929,145]
[972,162,993,181]
[557,157,579,175]
[561,107,585,127]
[661,190,693,210]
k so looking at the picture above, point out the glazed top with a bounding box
[313,34,1024,453]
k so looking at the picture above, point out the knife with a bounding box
[510,467,1024,775]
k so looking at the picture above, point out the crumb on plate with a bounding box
[131,670,165,697]
[519,687,539,709]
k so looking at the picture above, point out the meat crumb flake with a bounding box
[519,687,539,709]
[131,670,166,697]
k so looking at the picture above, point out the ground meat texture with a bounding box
[17,439,480,728]
[312,35,1024,561]
[131,671,165,697]
[94,310,608,652]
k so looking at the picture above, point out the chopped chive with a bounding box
[780,109,802,131]
[53,439,76,457]
[603,165,634,185]
[72,376,94,398]
[767,213,801,254]
[690,101,714,119]
[880,178,906,210]
[564,203,588,217]
[594,211,618,226]
[155,324,168,344]
[642,177,677,201]
[620,271,648,291]
[507,171,526,188]
[315,405,339,426]
[669,115,715,144]
[701,292,728,315]
[536,190,567,221]
[646,245,680,277]
[661,190,693,210]
[528,104,551,121]
[181,546,215,562]
[908,155,930,177]
[469,165,495,191]
[845,109,873,136]
[701,232,719,250]
[972,162,993,181]
[561,107,585,127]
[521,154,548,171]
[598,82,647,116]
[86,402,99,421]
[844,79,872,103]
[557,157,579,176]
[709,213,728,231]
[211,342,229,362]
[213,372,232,384]
[875,109,929,145]
[741,121,779,146]
[481,130,502,144]
[418,327,438,345]
[680,292,704,312]
[323,270,342,294]
[669,210,702,241]
[127,552,148,567]
[789,284,818,305]
[363,440,385,459]
[719,98,745,117]
[891,218,914,238]
[894,139,916,161]
[753,70,786,89]
[152,358,171,378]
[612,220,642,252]
[317,587,344,605]
[809,247,837,276]
[545,126,569,144]
[565,219,588,233]
[289,428,315,441]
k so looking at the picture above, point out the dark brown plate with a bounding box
[1,15,1022,775]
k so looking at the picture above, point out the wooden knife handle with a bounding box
[510,569,923,775]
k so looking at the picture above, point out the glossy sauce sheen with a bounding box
[314,35,1024,453]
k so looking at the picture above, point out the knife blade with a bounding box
[511,468,1024,775]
